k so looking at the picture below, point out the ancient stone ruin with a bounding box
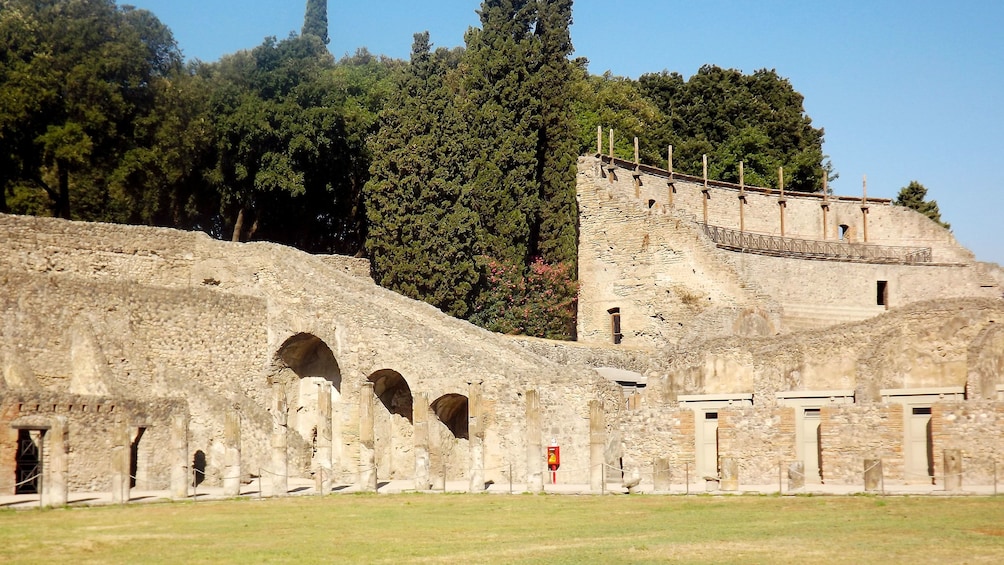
[1,147,1002,502]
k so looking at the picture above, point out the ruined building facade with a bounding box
[1,151,1002,497]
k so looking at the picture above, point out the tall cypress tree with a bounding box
[365,33,479,316]
[530,0,578,271]
[303,0,329,45]
[462,0,540,268]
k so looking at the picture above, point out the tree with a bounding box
[637,66,830,191]
[365,33,479,316]
[303,0,330,45]
[894,181,950,230]
[0,0,182,219]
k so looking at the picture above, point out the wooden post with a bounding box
[606,129,616,183]
[821,175,829,240]
[632,137,642,195]
[739,161,745,233]
[634,136,639,165]
[861,175,870,242]
[596,125,602,155]
[667,145,675,206]
[778,166,787,237]
[701,154,709,224]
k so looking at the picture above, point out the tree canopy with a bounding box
[894,181,950,230]
[0,0,844,340]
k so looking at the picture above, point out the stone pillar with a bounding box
[43,416,69,507]
[943,449,962,492]
[315,381,333,495]
[720,457,739,491]
[170,412,189,500]
[358,381,377,492]
[788,461,805,491]
[267,381,289,497]
[110,420,131,504]
[864,458,882,492]
[413,391,432,491]
[468,380,486,492]
[525,389,543,493]
[223,409,241,497]
[653,457,671,492]
[589,400,605,492]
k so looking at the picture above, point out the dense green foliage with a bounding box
[0,0,836,339]
[303,0,330,45]
[894,181,950,230]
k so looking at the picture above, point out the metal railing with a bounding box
[700,223,933,264]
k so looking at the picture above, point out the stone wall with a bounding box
[821,404,903,484]
[933,402,1004,484]
[0,392,186,493]
[577,156,1001,343]
[0,213,624,491]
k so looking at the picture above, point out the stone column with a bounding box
[653,457,671,492]
[268,381,289,497]
[358,381,377,491]
[170,412,189,500]
[864,458,882,492]
[223,409,241,497]
[788,461,805,491]
[468,380,486,492]
[525,389,543,493]
[589,400,605,492]
[720,457,739,491]
[110,420,131,504]
[413,392,432,491]
[943,449,962,492]
[43,416,69,507]
[316,381,333,495]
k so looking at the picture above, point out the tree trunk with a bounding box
[232,207,245,242]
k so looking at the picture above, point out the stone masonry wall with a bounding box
[0,392,186,493]
[578,156,1000,341]
[821,403,903,485]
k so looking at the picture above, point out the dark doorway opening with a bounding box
[130,427,146,488]
[609,307,623,345]
[877,280,888,307]
[15,429,40,494]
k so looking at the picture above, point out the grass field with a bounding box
[2,494,1003,563]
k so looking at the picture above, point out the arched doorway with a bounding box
[429,393,471,484]
[273,333,342,478]
[367,370,414,480]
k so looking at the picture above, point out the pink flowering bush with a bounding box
[471,256,577,339]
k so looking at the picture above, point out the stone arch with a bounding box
[968,322,1004,400]
[431,393,469,440]
[275,333,341,391]
[367,369,415,479]
[272,333,342,459]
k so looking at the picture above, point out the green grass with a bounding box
[2,494,1003,563]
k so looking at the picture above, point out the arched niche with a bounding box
[367,369,413,423]
[431,393,469,440]
[275,333,341,392]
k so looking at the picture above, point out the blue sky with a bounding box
[125,0,1003,265]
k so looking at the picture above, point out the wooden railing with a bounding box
[700,224,932,264]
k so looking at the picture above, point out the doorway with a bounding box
[15,429,41,494]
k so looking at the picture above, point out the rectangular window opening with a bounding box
[705,412,718,420]
[913,407,932,415]
[608,307,623,345]
[877,280,888,307]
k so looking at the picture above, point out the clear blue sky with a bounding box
[125,0,1004,265]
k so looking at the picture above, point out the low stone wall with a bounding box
[0,392,187,494]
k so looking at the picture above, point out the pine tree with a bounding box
[303,0,329,45]
[894,181,950,230]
